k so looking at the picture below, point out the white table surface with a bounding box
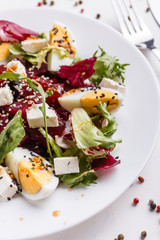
[1,0,160,239]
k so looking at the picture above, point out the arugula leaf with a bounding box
[39,128,63,158]
[0,111,25,165]
[0,72,23,81]
[90,46,129,84]
[60,147,97,187]
[98,102,118,137]
[0,72,53,161]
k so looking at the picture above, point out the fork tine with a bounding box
[123,0,141,33]
[116,0,135,35]
[129,0,151,33]
[112,0,131,37]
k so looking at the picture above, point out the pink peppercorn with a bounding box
[133,198,139,205]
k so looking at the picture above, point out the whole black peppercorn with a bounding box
[118,234,124,240]
[141,231,147,239]
[150,202,156,210]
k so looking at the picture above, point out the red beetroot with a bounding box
[57,57,96,87]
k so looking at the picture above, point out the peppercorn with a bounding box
[157,205,160,212]
[138,176,144,183]
[37,2,42,7]
[150,202,156,210]
[118,234,124,240]
[133,198,139,205]
[141,231,147,239]
[50,0,55,6]
[43,0,47,4]
[96,14,101,19]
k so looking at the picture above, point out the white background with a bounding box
[1,0,160,239]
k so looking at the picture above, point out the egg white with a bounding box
[48,21,76,72]
[5,147,59,200]
[58,87,124,113]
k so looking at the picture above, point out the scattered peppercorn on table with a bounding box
[1,0,160,240]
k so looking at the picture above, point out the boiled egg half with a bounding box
[58,87,124,114]
[48,22,76,72]
[5,147,59,200]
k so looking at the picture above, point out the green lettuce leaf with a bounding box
[9,43,68,68]
[60,147,97,187]
[98,102,118,137]
[90,46,129,84]
[0,111,25,165]
[38,32,48,40]
[71,107,120,150]
[0,72,53,162]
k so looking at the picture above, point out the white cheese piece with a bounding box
[99,78,126,95]
[54,157,79,175]
[48,50,73,72]
[0,166,18,201]
[26,103,59,128]
[0,85,13,106]
[21,38,47,53]
[7,60,27,76]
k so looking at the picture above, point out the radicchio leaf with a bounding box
[91,154,120,170]
[57,57,96,87]
[0,20,38,42]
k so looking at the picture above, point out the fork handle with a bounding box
[151,47,160,62]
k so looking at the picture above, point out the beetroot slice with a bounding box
[0,20,39,42]
[91,154,120,170]
[57,57,96,87]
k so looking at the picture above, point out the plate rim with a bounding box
[0,7,160,240]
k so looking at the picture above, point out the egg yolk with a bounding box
[18,159,51,195]
[0,43,11,62]
[80,90,119,114]
[49,24,76,59]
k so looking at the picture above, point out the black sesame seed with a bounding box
[26,174,29,178]
[112,96,115,99]
[0,176,3,180]
[7,197,11,201]
[10,184,13,188]
[115,156,119,159]
[96,96,98,99]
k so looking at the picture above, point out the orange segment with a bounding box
[80,90,119,114]
[18,160,51,195]
[0,43,11,61]
[49,24,76,59]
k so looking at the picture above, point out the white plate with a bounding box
[148,0,160,26]
[0,8,160,240]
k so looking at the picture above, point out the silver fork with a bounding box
[112,0,160,61]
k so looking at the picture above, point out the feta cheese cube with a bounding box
[0,85,13,106]
[0,166,18,201]
[48,50,72,72]
[99,78,126,95]
[54,157,79,175]
[7,60,27,76]
[21,38,47,53]
[26,103,59,128]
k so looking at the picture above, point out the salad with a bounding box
[0,20,128,201]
